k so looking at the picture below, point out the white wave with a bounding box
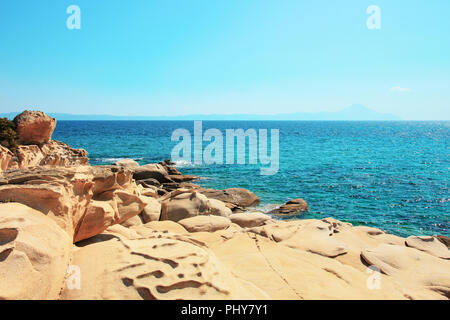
[173,160,193,167]
[254,203,280,213]
[91,157,143,163]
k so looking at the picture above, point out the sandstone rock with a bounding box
[229,212,271,228]
[168,174,198,183]
[140,196,162,223]
[207,198,232,217]
[136,220,188,234]
[121,214,144,228]
[405,236,450,259]
[61,224,268,300]
[268,198,309,215]
[0,166,145,243]
[160,191,232,222]
[281,220,348,258]
[0,203,72,299]
[133,163,173,183]
[203,231,399,300]
[11,141,88,169]
[360,243,450,298]
[137,178,161,187]
[160,191,209,222]
[178,215,232,233]
[199,188,260,208]
[114,159,140,169]
[40,140,89,166]
[247,219,348,258]
[0,145,18,172]
[436,235,450,248]
[167,166,181,175]
[74,191,146,242]
[13,110,57,145]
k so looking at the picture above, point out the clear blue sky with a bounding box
[0,0,449,120]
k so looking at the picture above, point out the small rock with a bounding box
[268,198,309,215]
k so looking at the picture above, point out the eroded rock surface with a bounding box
[61,224,268,300]
[13,110,56,145]
[0,166,146,242]
[0,203,72,299]
[160,191,232,222]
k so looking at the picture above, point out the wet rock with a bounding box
[199,188,260,208]
[268,198,309,215]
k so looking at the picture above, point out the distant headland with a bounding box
[1,104,401,121]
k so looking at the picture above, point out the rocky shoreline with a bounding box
[0,111,449,300]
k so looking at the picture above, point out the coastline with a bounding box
[0,111,449,300]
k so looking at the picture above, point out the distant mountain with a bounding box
[0,104,401,121]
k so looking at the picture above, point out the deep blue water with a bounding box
[53,121,449,237]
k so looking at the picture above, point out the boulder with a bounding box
[13,110,56,145]
[178,215,232,233]
[199,188,260,208]
[0,203,72,299]
[114,159,140,169]
[140,196,162,223]
[133,164,173,183]
[160,191,232,222]
[160,191,209,222]
[168,174,198,183]
[229,212,271,228]
[268,198,309,215]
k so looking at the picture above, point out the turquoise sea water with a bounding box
[53,121,449,237]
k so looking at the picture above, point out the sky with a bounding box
[0,0,449,120]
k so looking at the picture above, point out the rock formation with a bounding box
[13,110,56,145]
[0,166,146,242]
[0,111,89,172]
[0,111,449,300]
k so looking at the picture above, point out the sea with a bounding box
[53,120,449,238]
